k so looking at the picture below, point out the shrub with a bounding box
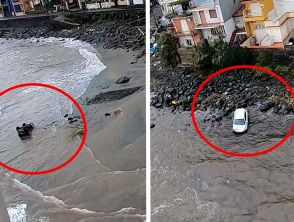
[189,44,213,68]
[274,65,289,74]
[256,51,273,67]
[156,32,179,67]
[211,40,252,67]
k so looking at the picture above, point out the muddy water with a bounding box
[151,107,294,222]
[0,39,145,222]
[196,108,293,153]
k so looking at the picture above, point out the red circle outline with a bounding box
[191,65,294,157]
[0,83,87,175]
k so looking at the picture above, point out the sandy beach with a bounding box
[0,17,146,221]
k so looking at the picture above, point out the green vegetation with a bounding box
[189,44,213,68]
[189,40,252,69]
[156,32,179,67]
[211,40,251,68]
[255,51,273,67]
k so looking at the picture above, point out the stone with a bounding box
[258,101,274,112]
[116,76,130,84]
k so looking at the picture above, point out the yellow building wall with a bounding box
[243,0,274,36]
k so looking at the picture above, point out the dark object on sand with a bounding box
[151,123,155,128]
[16,123,34,140]
[116,76,130,84]
[105,113,111,117]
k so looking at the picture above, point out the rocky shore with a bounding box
[151,64,294,122]
[0,16,145,54]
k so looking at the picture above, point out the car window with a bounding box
[234,119,245,125]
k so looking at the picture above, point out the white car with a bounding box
[233,108,248,133]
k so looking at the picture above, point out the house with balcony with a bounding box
[170,12,203,64]
[189,0,242,43]
[240,0,275,47]
[260,0,294,47]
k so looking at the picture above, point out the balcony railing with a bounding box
[243,9,262,18]
[176,30,198,36]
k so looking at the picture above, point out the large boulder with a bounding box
[258,101,274,112]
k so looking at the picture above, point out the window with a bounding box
[256,23,265,30]
[185,39,193,46]
[209,9,217,18]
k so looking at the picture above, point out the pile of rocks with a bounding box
[0,19,145,51]
[151,66,294,117]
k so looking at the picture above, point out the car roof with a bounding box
[234,108,246,119]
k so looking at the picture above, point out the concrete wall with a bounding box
[224,17,236,42]
[190,0,218,7]
[267,17,294,42]
[274,0,294,18]
[192,5,224,24]
[219,0,241,22]
[172,16,195,33]
[234,16,245,29]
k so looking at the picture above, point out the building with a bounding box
[240,0,275,47]
[171,15,202,48]
[189,0,242,43]
[241,0,294,48]
[159,0,188,16]
[262,0,294,47]
[229,5,247,45]
[170,12,203,64]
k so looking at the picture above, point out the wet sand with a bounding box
[0,48,146,221]
[151,107,294,222]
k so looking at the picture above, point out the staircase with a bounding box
[260,34,274,47]
[229,29,238,46]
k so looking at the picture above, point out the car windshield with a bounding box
[234,119,245,125]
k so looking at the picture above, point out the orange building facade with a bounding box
[171,16,203,48]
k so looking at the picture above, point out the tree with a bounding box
[156,32,179,67]
[189,44,213,68]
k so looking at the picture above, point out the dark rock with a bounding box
[258,101,274,112]
[101,84,109,89]
[215,116,223,122]
[116,76,130,84]
[105,113,111,117]
[64,114,68,117]
[155,103,162,108]
[151,123,155,128]
[69,119,77,124]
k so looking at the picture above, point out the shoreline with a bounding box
[0,18,146,221]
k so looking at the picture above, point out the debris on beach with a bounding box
[105,113,111,117]
[16,123,34,140]
[114,108,123,116]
